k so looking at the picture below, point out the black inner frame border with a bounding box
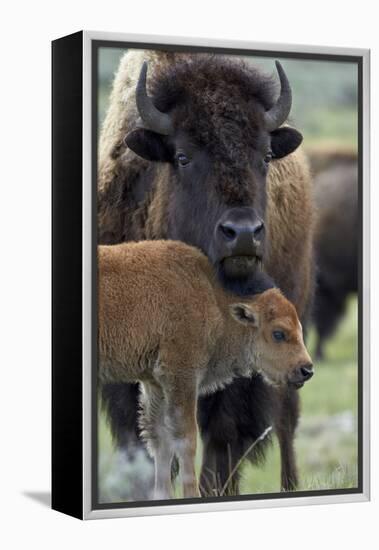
[91,38,364,511]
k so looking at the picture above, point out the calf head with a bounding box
[230,288,313,388]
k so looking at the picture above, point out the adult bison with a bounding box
[98,51,315,496]
[312,156,358,359]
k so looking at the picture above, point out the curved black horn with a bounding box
[136,61,173,135]
[264,61,292,132]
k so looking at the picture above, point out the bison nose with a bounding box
[218,219,264,244]
[300,364,314,381]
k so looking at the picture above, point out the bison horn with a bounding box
[136,61,173,136]
[264,61,292,132]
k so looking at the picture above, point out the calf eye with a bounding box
[176,153,190,167]
[272,330,286,342]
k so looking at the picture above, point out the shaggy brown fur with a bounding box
[98,240,312,499]
[98,50,315,495]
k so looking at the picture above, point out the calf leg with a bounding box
[139,382,174,500]
[154,441,174,500]
[163,379,200,498]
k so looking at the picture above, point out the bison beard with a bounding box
[98,51,315,497]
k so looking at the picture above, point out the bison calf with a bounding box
[98,240,313,499]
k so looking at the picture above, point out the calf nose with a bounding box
[218,219,264,245]
[300,364,314,381]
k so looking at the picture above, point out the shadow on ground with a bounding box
[23,491,51,508]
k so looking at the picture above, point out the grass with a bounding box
[98,296,358,501]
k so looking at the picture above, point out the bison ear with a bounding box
[230,303,259,328]
[124,128,173,162]
[270,127,303,159]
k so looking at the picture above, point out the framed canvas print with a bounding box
[52,31,370,519]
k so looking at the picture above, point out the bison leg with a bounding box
[274,387,300,491]
[199,438,217,496]
[101,382,145,454]
[314,277,348,360]
[198,376,274,496]
[200,439,241,496]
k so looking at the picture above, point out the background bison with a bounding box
[310,149,358,359]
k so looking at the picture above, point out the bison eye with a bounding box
[272,330,286,342]
[176,153,190,167]
[264,151,273,164]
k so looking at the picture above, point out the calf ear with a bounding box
[230,303,259,328]
[124,128,173,162]
[270,127,303,159]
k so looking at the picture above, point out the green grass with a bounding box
[98,297,358,500]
